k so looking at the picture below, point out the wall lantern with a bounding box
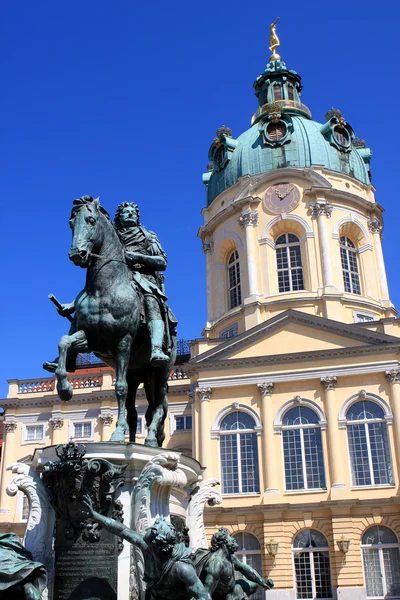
[265,539,279,567]
[336,536,351,564]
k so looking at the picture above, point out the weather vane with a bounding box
[269,17,281,61]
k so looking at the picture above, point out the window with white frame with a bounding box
[219,411,260,495]
[346,400,394,487]
[362,525,400,598]
[25,424,44,442]
[353,311,376,323]
[275,233,304,293]
[175,415,192,432]
[293,529,332,600]
[73,422,92,439]
[220,323,238,339]
[136,418,143,435]
[228,250,242,309]
[340,236,361,294]
[233,533,263,600]
[282,406,326,491]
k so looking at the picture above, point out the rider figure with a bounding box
[114,201,172,367]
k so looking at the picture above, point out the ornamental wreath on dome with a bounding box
[265,102,282,123]
[216,125,232,139]
[325,107,342,121]
[353,137,366,148]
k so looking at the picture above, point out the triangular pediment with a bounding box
[191,310,399,366]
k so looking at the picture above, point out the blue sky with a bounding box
[1,1,399,397]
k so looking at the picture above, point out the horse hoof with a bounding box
[57,383,73,401]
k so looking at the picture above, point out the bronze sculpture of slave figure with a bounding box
[0,533,47,600]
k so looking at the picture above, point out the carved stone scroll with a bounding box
[186,478,222,549]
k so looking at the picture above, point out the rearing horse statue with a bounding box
[52,196,176,447]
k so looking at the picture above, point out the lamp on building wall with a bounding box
[336,536,351,565]
[265,539,279,567]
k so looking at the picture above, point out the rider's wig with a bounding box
[114,201,140,229]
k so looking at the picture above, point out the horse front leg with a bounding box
[110,335,132,442]
[55,330,89,401]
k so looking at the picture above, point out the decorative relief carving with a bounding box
[239,209,259,228]
[359,389,368,399]
[309,203,333,219]
[4,421,17,433]
[98,412,113,426]
[293,395,303,404]
[202,240,214,254]
[321,376,338,390]
[49,417,64,429]
[368,217,382,234]
[196,387,212,402]
[386,369,400,384]
[186,479,222,549]
[257,382,274,397]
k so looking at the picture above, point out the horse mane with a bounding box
[71,195,111,221]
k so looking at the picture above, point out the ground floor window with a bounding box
[293,529,332,600]
[362,525,400,598]
[234,533,263,600]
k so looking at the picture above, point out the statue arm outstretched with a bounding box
[83,494,147,553]
[232,555,274,589]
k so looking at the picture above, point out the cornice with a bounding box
[1,391,116,409]
[199,195,261,238]
[303,186,382,217]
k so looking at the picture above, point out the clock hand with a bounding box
[281,186,295,199]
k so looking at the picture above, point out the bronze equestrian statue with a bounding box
[44,196,177,447]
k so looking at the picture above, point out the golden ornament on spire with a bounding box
[269,17,281,61]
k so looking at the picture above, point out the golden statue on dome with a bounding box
[269,17,281,61]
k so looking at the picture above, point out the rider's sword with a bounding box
[48,293,73,322]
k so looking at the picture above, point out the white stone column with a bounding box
[320,376,345,489]
[310,202,335,291]
[257,383,279,495]
[385,369,400,456]
[368,218,390,303]
[49,415,65,445]
[239,209,259,297]
[197,387,212,474]
[98,412,114,441]
[0,419,17,514]
[202,239,214,328]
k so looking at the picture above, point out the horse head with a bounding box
[68,195,110,267]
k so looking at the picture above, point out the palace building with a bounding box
[2,28,400,600]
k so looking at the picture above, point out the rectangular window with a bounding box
[273,85,282,100]
[354,312,376,323]
[73,422,92,439]
[136,419,143,434]
[220,323,238,339]
[288,86,294,100]
[175,415,192,431]
[26,425,44,442]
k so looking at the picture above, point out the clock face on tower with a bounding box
[264,183,301,214]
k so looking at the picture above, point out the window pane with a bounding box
[276,235,304,293]
[26,425,43,441]
[347,401,385,421]
[221,412,256,431]
[314,551,332,598]
[235,532,261,551]
[294,530,329,549]
[362,526,398,545]
[283,429,304,490]
[348,424,371,486]
[176,416,185,430]
[363,548,384,597]
[136,419,142,434]
[368,422,393,485]
[294,552,313,599]
[383,548,400,596]
[74,422,91,438]
[240,433,260,493]
[220,434,239,494]
[303,428,326,489]
[283,406,319,426]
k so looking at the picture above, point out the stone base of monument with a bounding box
[6,442,222,600]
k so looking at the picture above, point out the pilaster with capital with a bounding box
[197,387,212,475]
[368,217,390,302]
[98,411,114,441]
[0,418,18,514]
[257,383,278,495]
[320,376,345,489]
[310,202,335,290]
[239,209,259,297]
[386,369,400,456]
[49,416,64,445]
[202,238,215,327]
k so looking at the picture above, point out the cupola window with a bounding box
[287,86,294,100]
[266,121,286,141]
[340,236,361,294]
[273,85,282,100]
[228,250,242,309]
[334,126,350,148]
[276,233,304,292]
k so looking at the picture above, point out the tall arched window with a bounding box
[340,236,361,294]
[234,533,263,600]
[276,233,304,293]
[228,250,242,309]
[346,400,393,487]
[220,411,260,494]
[293,529,332,600]
[361,525,400,598]
[282,406,326,491]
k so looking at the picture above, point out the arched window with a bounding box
[340,236,361,294]
[293,530,332,600]
[220,411,260,495]
[234,533,263,600]
[276,233,304,293]
[282,406,326,491]
[346,400,393,487]
[361,525,400,598]
[228,250,242,309]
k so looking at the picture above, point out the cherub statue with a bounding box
[194,527,273,600]
[0,533,47,599]
[83,495,210,600]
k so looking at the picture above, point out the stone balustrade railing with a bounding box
[18,379,55,394]
[68,375,103,389]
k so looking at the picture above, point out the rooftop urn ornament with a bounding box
[269,17,281,61]
[265,539,279,567]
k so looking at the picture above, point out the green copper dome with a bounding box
[203,57,372,206]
